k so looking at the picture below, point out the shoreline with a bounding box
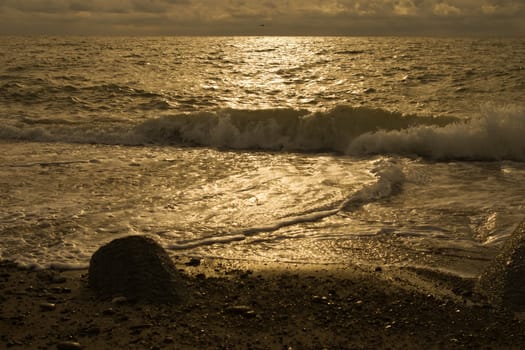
[2,258,525,349]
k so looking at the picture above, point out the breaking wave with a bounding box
[135,105,456,152]
[348,104,525,161]
[2,104,525,161]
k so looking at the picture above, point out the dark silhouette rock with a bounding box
[478,220,525,311]
[88,235,183,303]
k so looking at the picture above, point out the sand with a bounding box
[1,258,525,350]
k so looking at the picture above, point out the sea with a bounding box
[1,36,525,277]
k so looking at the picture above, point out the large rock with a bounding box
[477,220,525,311]
[89,235,183,303]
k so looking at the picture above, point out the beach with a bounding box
[2,258,525,350]
[2,36,525,349]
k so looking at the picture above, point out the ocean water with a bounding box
[1,36,525,277]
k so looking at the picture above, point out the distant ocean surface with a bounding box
[1,36,525,276]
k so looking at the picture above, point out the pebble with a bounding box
[51,287,72,294]
[56,341,82,350]
[79,325,101,336]
[240,270,253,279]
[37,271,66,284]
[225,305,257,318]
[312,295,329,304]
[129,323,153,330]
[39,302,56,311]
[185,258,201,267]
[111,296,128,304]
[51,276,67,284]
[102,307,116,316]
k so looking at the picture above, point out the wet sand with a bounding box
[1,258,524,349]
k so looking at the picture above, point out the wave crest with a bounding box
[3,104,525,161]
[135,105,456,153]
[348,104,525,161]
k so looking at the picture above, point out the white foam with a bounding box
[341,158,405,209]
[347,104,525,161]
[8,103,525,162]
[167,158,405,251]
[135,106,456,153]
[0,105,460,157]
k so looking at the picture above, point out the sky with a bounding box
[0,0,524,36]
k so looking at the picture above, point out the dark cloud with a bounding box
[0,0,523,35]
[69,2,94,12]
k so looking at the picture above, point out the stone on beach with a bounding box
[39,302,56,311]
[88,235,183,303]
[56,341,82,350]
[478,220,525,311]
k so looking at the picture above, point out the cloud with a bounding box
[0,0,523,35]
[392,0,419,16]
[433,3,462,16]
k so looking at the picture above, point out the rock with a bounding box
[225,305,257,318]
[51,287,71,294]
[88,235,183,303]
[478,220,525,311]
[185,258,201,267]
[79,325,100,336]
[51,276,67,284]
[102,308,115,316]
[39,302,56,311]
[7,340,23,347]
[129,323,153,330]
[111,296,129,304]
[37,271,66,284]
[56,341,82,350]
[312,295,329,304]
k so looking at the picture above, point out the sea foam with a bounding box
[168,158,405,251]
[135,105,456,153]
[2,104,524,161]
[136,104,525,161]
[348,104,525,161]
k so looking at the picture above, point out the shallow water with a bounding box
[1,37,525,276]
